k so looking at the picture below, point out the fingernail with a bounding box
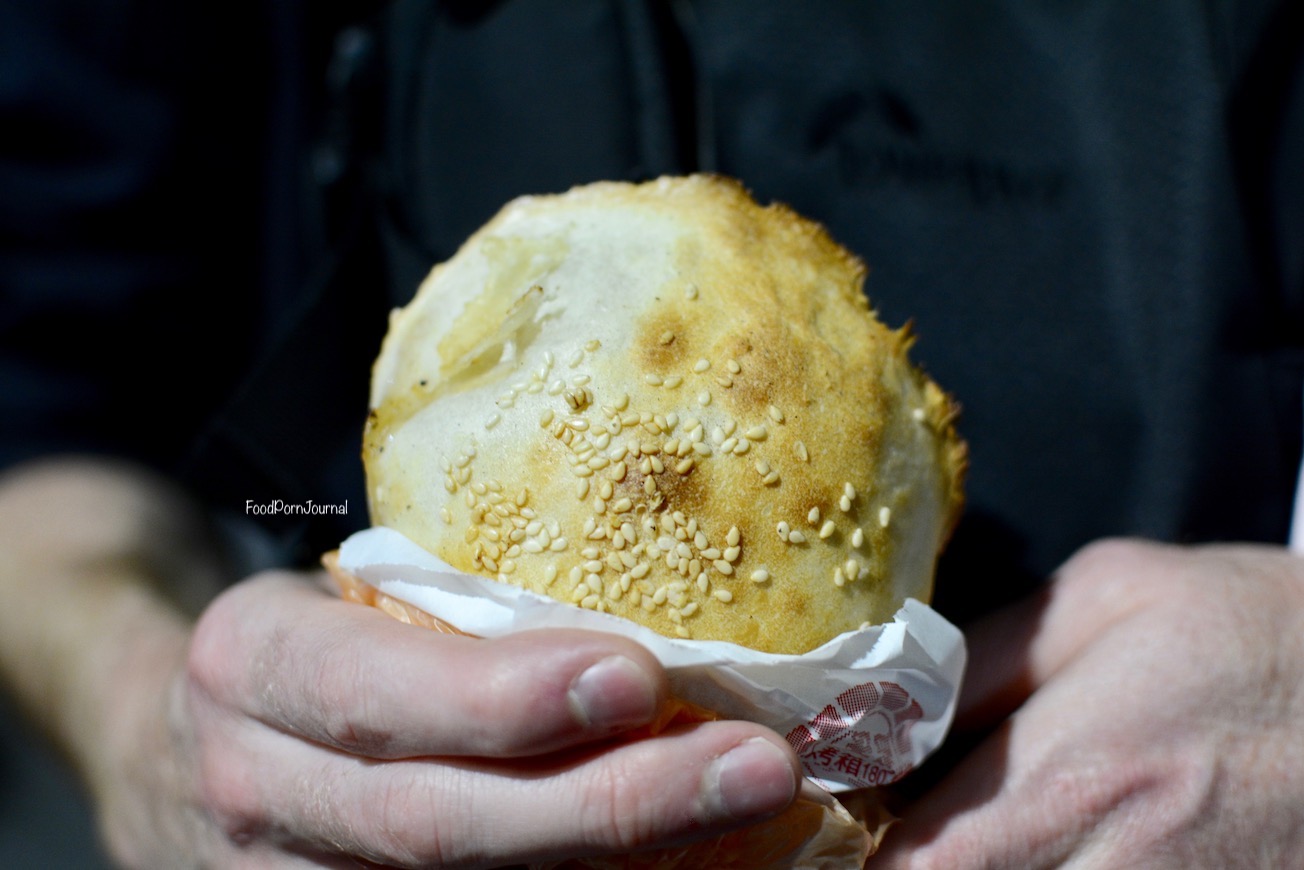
[701,737,798,822]
[567,655,658,731]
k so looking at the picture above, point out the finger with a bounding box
[188,572,670,758]
[955,538,1175,730]
[207,715,801,868]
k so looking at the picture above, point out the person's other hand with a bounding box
[104,571,800,868]
[875,539,1304,869]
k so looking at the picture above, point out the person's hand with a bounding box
[102,570,801,868]
[875,538,1304,869]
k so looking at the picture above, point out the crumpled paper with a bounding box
[337,526,965,793]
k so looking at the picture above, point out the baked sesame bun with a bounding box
[363,175,965,655]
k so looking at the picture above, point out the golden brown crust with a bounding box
[363,175,965,654]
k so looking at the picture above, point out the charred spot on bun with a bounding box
[363,175,965,655]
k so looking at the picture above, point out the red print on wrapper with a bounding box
[784,681,925,788]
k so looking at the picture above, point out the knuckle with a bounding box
[186,587,247,700]
[193,742,265,843]
[1055,537,1173,605]
[569,757,658,852]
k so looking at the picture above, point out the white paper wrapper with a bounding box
[338,526,966,792]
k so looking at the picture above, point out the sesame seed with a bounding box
[698,390,712,406]
[879,507,892,527]
[839,495,853,512]
[659,330,675,345]
[844,482,856,501]
[548,379,566,396]
[713,589,734,603]
[696,573,710,593]
[795,441,809,462]
[612,497,633,514]
[912,407,927,422]
[523,540,544,553]
[833,567,846,587]
[685,283,699,300]
[808,507,821,525]
[755,460,771,476]
[663,375,682,388]
[576,478,590,500]
[485,412,501,430]
[726,526,740,547]
[723,546,741,563]
[643,477,657,496]
[585,339,601,352]
[609,461,627,481]
[691,441,712,457]
[776,521,790,540]
[693,358,711,373]
[544,565,558,585]
[440,507,453,525]
[819,520,837,539]
[719,436,737,453]
[681,601,699,617]
[750,568,770,584]
[550,537,568,552]
[768,405,785,423]
[746,425,768,441]
[788,530,807,544]
[714,374,734,388]
[701,547,721,560]
[852,528,865,548]
[845,560,861,582]
[713,559,734,576]
[762,471,781,485]
[644,373,664,386]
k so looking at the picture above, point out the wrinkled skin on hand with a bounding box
[103,572,801,869]
[875,539,1304,869]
